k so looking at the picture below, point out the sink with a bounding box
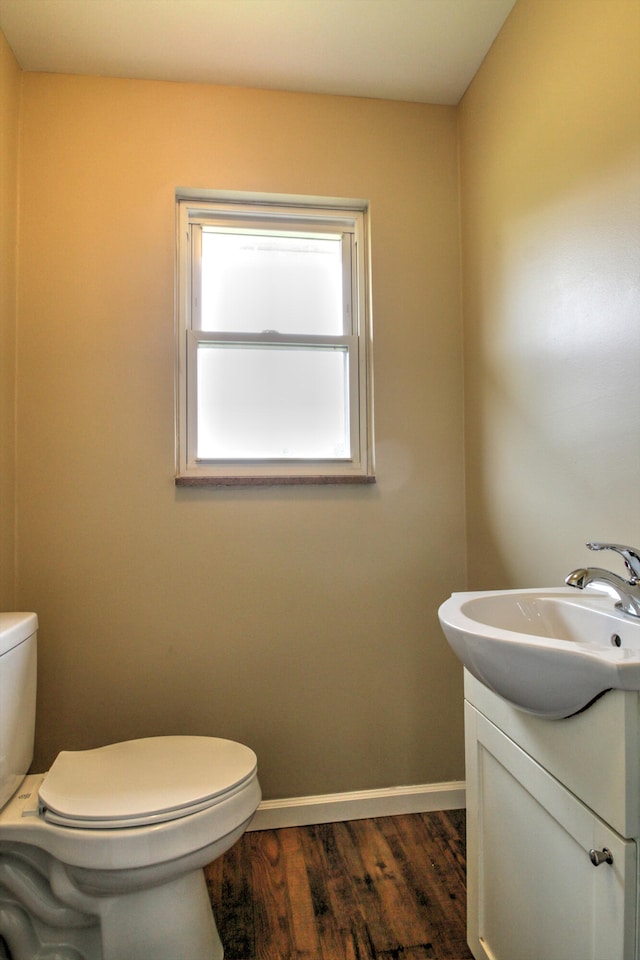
[438,587,640,718]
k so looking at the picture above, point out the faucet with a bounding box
[565,542,640,618]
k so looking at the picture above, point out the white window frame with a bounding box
[175,192,374,485]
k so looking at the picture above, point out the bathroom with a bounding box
[0,0,638,953]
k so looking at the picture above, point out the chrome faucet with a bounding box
[566,542,640,618]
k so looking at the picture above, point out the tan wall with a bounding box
[459,0,640,589]
[0,33,21,609]
[16,74,466,795]
[11,0,636,801]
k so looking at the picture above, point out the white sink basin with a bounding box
[438,587,640,718]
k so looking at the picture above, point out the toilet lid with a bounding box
[38,736,257,829]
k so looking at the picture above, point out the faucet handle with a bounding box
[587,542,640,581]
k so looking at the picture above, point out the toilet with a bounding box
[0,612,261,960]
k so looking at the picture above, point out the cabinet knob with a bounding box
[589,848,614,866]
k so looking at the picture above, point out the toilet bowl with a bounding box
[0,614,261,960]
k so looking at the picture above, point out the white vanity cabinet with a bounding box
[464,670,639,960]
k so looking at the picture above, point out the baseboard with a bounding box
[248,780,466,831]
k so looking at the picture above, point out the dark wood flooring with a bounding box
[206,810,473,960]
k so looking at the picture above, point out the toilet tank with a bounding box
[0,612,38,809]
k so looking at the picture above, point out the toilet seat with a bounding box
[38,736,258,829]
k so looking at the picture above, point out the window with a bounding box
[175,193,374,485]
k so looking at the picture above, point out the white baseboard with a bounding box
[248,780,466,831]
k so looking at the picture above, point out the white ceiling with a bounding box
[0,0,517,105]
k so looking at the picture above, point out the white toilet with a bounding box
[0,612,261,960]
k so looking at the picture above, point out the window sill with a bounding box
[175,474,376,487]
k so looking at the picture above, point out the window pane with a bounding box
[197,344,350,459]
[200,231,343,335]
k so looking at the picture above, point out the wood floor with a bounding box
[205,810,473,960]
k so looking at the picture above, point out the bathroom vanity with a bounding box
[464,669,639,960]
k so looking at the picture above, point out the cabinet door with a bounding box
[465,702,637,960]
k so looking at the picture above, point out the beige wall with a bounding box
[0,33,20,609]
[459,0,640,590]
[15,73,466,795]
[7,0,638,802]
